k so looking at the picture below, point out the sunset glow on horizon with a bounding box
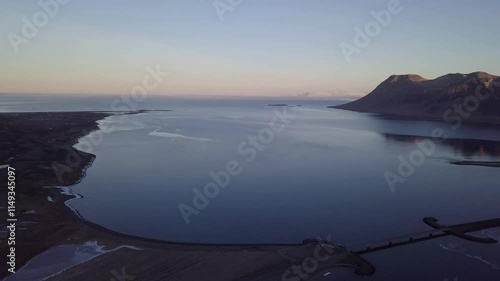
[1,0,499,97]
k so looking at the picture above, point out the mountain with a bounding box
[331,72,500,123]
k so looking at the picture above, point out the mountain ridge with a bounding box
[332,71,500,124]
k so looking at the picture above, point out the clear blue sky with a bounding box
[1,0,499,96]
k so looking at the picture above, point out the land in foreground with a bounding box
[2,110,499,281]
[0,111,372,281]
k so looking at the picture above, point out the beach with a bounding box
[0,111,372,281]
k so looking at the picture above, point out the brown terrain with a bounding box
[0,111,373,281]
[2,110,500,280]
[332,72,500,124]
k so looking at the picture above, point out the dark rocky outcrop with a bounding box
[331,72,500,123]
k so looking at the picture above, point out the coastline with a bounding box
[0,110,370,281]
[451,161,500,168]
[1,111,111,277]
[329,106,500,126]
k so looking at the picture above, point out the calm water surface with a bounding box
[2,94,500,280]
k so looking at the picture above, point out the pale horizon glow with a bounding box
[1,0,499,97]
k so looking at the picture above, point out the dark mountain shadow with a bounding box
[382,133,500,158]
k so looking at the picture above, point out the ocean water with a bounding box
[3,94,500,280]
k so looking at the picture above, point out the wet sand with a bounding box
[0,111,371,281]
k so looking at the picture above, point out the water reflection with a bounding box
[382,133,500,158]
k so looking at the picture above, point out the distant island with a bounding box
[331,72,500,124]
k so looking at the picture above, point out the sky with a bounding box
[0,0,499,97]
